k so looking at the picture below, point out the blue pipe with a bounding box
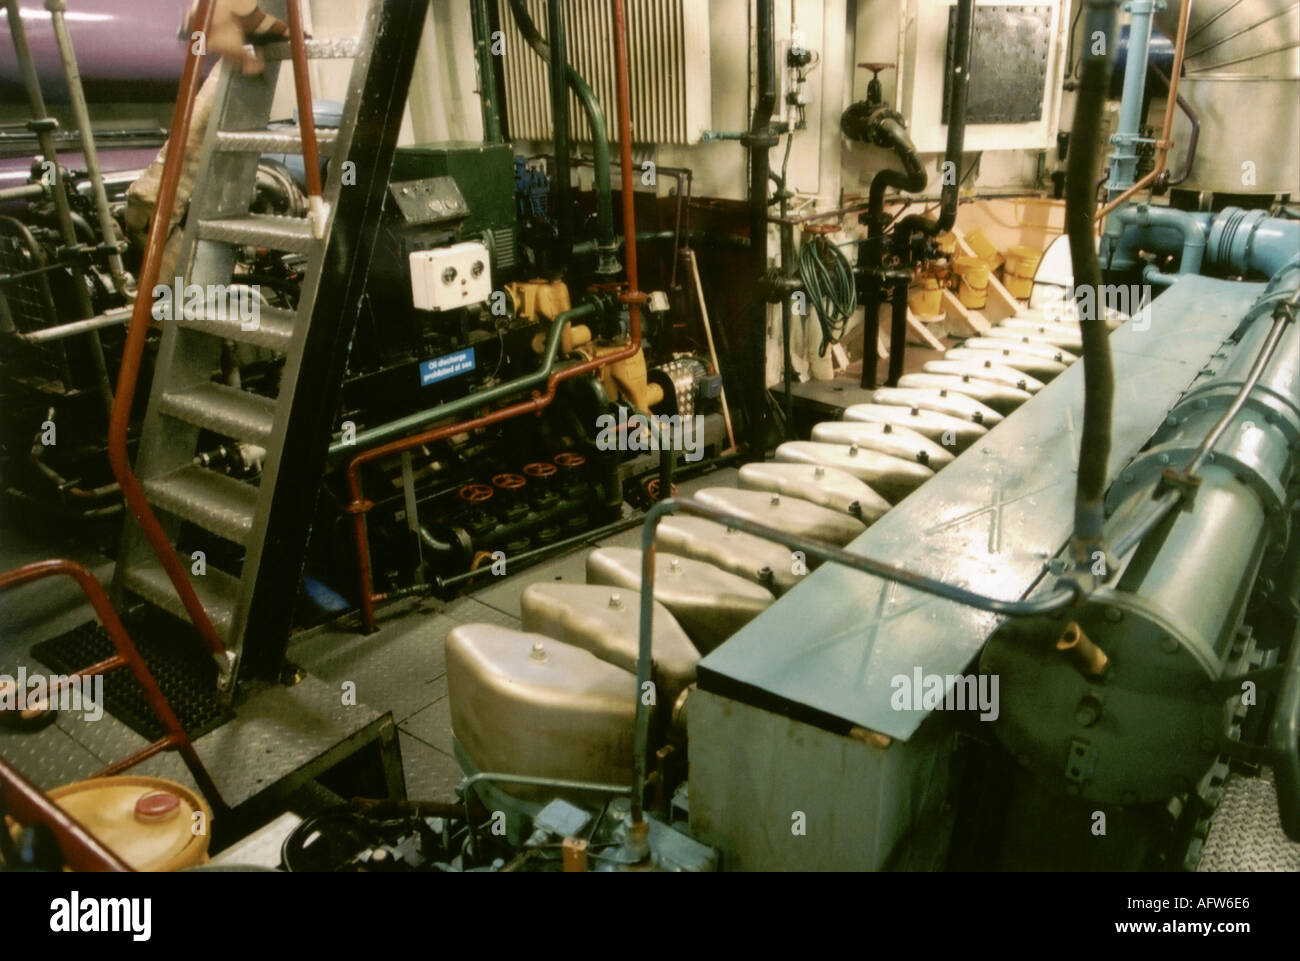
[1106,0,1160,198]
[1108,206,1300,283]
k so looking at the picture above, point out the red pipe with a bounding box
[106,0,227,664]
[345,0,646,634]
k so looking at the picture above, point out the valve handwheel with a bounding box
[492,473,527,491]
[459,483,494,504]
[553,452,586,469]
[523,462,558,479]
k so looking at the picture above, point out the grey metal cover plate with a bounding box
[698,276,1264,741]
[945,5,1054,125]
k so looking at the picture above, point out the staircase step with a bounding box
[158,383,277,445]
[265,37,361,60]
[143,465,259,546]
[198,214,317,253]
[215,128,338,156]
[178,303,296,352]
[121,557,239,641]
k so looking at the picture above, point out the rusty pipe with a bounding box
[106,0,229,670]
[1098,0,1191,222]
[345,0,646,634]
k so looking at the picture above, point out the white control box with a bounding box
[409,241,492,312]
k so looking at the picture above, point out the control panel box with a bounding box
[410,241,492,312]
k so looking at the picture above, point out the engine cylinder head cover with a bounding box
[775,441,935,502]
[585,547,773,653]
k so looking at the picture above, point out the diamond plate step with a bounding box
[158,383,277,445]
[143,465,259,546]
[198,214,316,253]
[215,128,339,155]
[178,303,296,351]
[121,558,239,641]
[265,37,361,60]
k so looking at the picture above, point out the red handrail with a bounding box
[0,558,227,869]
[285,0,328,238]
[344,0,646,633]
[0,755,131,872]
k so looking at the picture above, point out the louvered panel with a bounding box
[496,0,711,145]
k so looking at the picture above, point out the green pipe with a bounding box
[571,230,751,257]
[505,0,617,273]
[328,300,600,458]
[469,0,504,144]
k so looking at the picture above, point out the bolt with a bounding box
[883,423,893,433]
[530,642,547,661]
[813,465,825,478]
[1104,608,1122,623]
[608,593,623,609]
[770,493,781,506]
[1075,694,1102,727]
[1162,636,1179,654]
[848,445,859,456]
[668,558,682,574]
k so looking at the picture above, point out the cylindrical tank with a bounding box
[0,0,201,102]
[1156,0,1300,196]
[981,276,1300,805]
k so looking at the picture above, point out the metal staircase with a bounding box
[114,0,429,687]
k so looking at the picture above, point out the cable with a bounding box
[799,233,858,356]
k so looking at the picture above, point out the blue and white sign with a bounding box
[420,347,476,386]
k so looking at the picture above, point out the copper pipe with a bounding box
[106,0,228,666]
[0,559,226,842]
[285,0,326,236]
[0,755,131,872]
[345,0,647,634]
[1056,620,1110,677]
[1098,0,1192,222]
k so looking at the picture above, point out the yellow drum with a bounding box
[953,256,990,309]
[909,276,943,317]
[43,776,212,871]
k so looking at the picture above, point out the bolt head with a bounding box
[609,592,623,609]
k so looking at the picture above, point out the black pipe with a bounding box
[469,0,504,144]
[746,0,778,452]
[858,117,925,389]
[891,0,973,245]
[545,0,573,259]
[885,277,908,386]
[1066,0,1120,562]
[1151,64,1198,188]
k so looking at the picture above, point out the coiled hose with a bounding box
[799,234,858,356]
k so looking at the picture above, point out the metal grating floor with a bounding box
[1196,770,1300,872]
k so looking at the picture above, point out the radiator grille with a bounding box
[495,0,711,146]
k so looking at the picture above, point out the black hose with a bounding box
[1066,0,1121,557]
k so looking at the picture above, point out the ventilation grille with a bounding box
[495,0,711,145]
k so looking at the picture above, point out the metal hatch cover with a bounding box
[697,276,1264,741]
